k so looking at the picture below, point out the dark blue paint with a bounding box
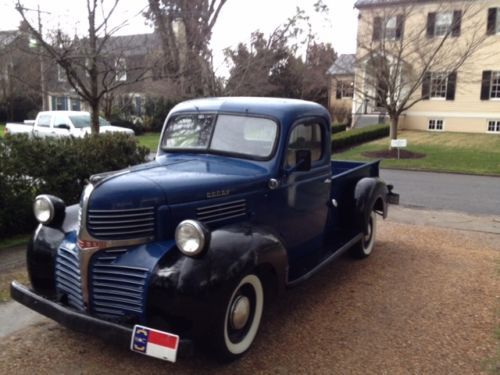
[22,97,392,344]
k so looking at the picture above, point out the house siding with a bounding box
[353,0,500,134]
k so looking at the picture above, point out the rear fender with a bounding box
[354,177,388,235]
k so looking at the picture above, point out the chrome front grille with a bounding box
[55,246,85,311]
[87,207,155,240]
[197,199,248,224]
[90,249,148,317]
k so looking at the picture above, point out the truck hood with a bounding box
[88,156,270,210]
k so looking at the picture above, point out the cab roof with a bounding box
[170,97,331,126]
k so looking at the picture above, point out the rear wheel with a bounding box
[212,273,264,361]
[351,211,377,258]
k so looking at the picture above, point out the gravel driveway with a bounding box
[0,217,498,374]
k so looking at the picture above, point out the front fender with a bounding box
[27,204,80,298]
[147,223,288,336]
[354,177,388,235]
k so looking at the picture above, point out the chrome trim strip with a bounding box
[88,207,154,213]
[196,199,246,211]
[202,212,247,224]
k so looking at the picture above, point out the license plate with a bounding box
[130,324,180,363]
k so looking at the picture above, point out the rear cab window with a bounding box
[37,114,52,128]
[286,122,324,167]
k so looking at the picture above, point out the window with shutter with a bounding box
[427,13,436,37]
[430,72,448,98]
[435,12,453,36]
[490,72,500,99]
[487,8,500,35]
[373,17,382,41]
[481,71,492,100]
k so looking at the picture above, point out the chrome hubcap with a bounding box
[230,295,251,330]
[364,219,372,243]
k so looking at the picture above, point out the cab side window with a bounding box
[286,123,324,167]
[53,114,69,127]
[37,115,51,128]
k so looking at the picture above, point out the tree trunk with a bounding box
[390,115,399,140]
[90,102,100,134]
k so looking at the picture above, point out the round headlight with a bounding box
[33,195,54,224]
[175,220,209,257]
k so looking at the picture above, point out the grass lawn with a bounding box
[0,234,30,251]
[334,130,500,176]
[137,132,160,151]
[0,124,4,138]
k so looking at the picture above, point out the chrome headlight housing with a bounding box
[33,194,66,227]
[175,220,210,257]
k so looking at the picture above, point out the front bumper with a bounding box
[10,281,194,358]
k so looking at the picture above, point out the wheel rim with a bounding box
[223,275,264,355]
[362,212,377,255]
[230,295,251,330]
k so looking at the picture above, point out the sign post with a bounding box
[390,139,407,160]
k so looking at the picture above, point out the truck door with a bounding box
[278,118,331,278]
[33,114,52,138]
[52,113,71,138]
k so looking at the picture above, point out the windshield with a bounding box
[69,115,110,129]
[161,114,278,159]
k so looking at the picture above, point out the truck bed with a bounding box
[326,159,381,242]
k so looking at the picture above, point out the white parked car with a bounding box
[5,111,134,138]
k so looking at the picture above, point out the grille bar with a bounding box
[87,207,155,240]
[197,199,248,224]
[55,246,85,311]
[90,249,148,318]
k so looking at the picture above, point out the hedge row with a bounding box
[331,124,390,151]
[0,134,148,238]
[331,124,348,134]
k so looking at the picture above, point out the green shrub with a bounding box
[109,118,145,135]
[331,124,389,151]
[332,124,347,134]
[144,97,178,132]
[0,134,148,237]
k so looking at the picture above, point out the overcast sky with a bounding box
[0,0,358,76]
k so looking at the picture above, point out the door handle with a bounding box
[324,178,332,184]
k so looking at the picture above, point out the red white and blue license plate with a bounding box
[130,325,180,362]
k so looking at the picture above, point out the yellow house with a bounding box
[350,0,500,134]
[327,54,355,124]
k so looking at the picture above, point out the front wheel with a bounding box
[351,211,377,258]
[212,273,264,361]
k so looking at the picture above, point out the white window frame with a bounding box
[339,81,354,98]
[496,8,500,34]
[385,16,398,40]
[490,71,500,99]
[430,72,448,99]
[115,58,127,82]
[428,119,444,131]
[435,12,453,36]
[57,65,66,82]
[487,120,500,133]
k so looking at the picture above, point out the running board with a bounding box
[287,233,363,287]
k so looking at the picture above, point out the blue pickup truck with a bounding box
[11,97,398,362]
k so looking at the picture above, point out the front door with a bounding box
[275,118,331,280]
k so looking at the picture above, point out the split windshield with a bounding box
[69,115,110,129]
[161,114,278,159]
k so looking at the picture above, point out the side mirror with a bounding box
[295,149,311,172]
[57,124,70,130]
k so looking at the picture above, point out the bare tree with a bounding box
[224,2,334,104]
[16,0,152,133]
[146,0,227,98]
[355,0,490,140]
